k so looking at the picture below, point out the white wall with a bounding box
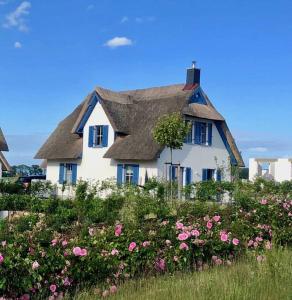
[157,119,231,182]
[249,158,292,182]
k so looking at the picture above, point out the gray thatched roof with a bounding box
[35,84,244,166]
[0,128,8,151]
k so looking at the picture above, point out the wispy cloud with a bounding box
[120,16,128,23]
[14,41,22,48]
[104,36,133,49]
[3,1,31,32]
[247,147,268,153]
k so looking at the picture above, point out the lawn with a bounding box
[74,248,292,300]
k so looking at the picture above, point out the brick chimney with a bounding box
[183,61,200,90]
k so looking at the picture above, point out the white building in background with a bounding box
[249,158,292,182]
[35,63,244,196]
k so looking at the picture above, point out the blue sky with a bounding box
[0,0,292,166]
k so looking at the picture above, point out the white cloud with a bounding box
[14,41,22,48]
[3,1,31,32]
[247,147,268,153]
[121,16,128,23]
[104,37,133,49]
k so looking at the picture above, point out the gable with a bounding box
[189,87,207,105]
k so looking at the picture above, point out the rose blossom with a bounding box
[213,215,221,222]
[206,220,213,230]
[1,241,6,247]
[88,228,94,236]
[111,248,119,256]
[49,284,57,293]
[128,242,137,252]
[62,240,68,247]
[32,261,40,270]
[247,240,254,247]
[260,199,267,205]
[179,242,189,250]
[155,258,166,271]
[114,224,123,237]
[178,232,189,241]
[0,253,4,264]
[176,221,184,230]
[191,229,200,237]
[220,232,228,242]
[232,238,239,246]
[51,239,58,246]
[142,241,151,248]
[165,239,172,246]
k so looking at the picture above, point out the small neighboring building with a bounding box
[0,128,10,178]
[35,63,244,195]
[249,158,292,182]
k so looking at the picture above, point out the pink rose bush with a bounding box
[0,182,291,299]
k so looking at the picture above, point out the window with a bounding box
[185,120,212,146]
[125,165,134,184]
[117,164,139,185]
[88,125,108,148]
[59,163,77,185]
[202,168,215,181]
[189,90,207,105]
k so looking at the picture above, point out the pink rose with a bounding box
[173,256,179,262]
[20,294,30,300]
[206,220,213,230]
[142,241,151,247]
[176,221,184,230]
[73,247,82,256]
[260,199,267,205]
[0,253,4,264]
[114,224,123,237]
[49,284,57,293]
[220,233,228,242]
[155,258,166,271]
[215,258,222,265]
[128,242,137,252]
[63,277,71,286]
[247,240,254,247]
[32,261,40,270]
[191,229,200,237]
[179,242,189,250]
[62,240,68,247]
[51,239,58,247]
[80,248,87,256]
[232,238,239,246]
[111,248,119,256]
[178,232,189,241]
[213,215,221,222]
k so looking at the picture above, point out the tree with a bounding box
[153,113,191,197]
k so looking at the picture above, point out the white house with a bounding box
[249,158,292,182]
[35,63,244,193]
[0,128,10,179]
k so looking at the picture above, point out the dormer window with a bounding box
[88,125,109,148]
[189,89,207,105]
[185,120,212,146]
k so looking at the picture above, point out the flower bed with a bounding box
[0,181,291,299]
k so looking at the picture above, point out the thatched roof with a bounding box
[35,84,244,166]
[0,128,8,151]
[0,152,10,171]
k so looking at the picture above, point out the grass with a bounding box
[73,248,292,300]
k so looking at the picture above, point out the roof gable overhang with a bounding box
[0,152,10,171]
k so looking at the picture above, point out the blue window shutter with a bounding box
[102,125,109,147]
[186,167,192,185]
[172,166,177,181]
[59,164,65,184]
[88,126,94,147]
[72,164,77,185]
[117,164,123,184]
[132,165,139,185]
[195,122,201,144]
[208,123,212,146]
[216,169,222,182]
[202,169,208,181]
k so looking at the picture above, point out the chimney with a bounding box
[183,61,200,90]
